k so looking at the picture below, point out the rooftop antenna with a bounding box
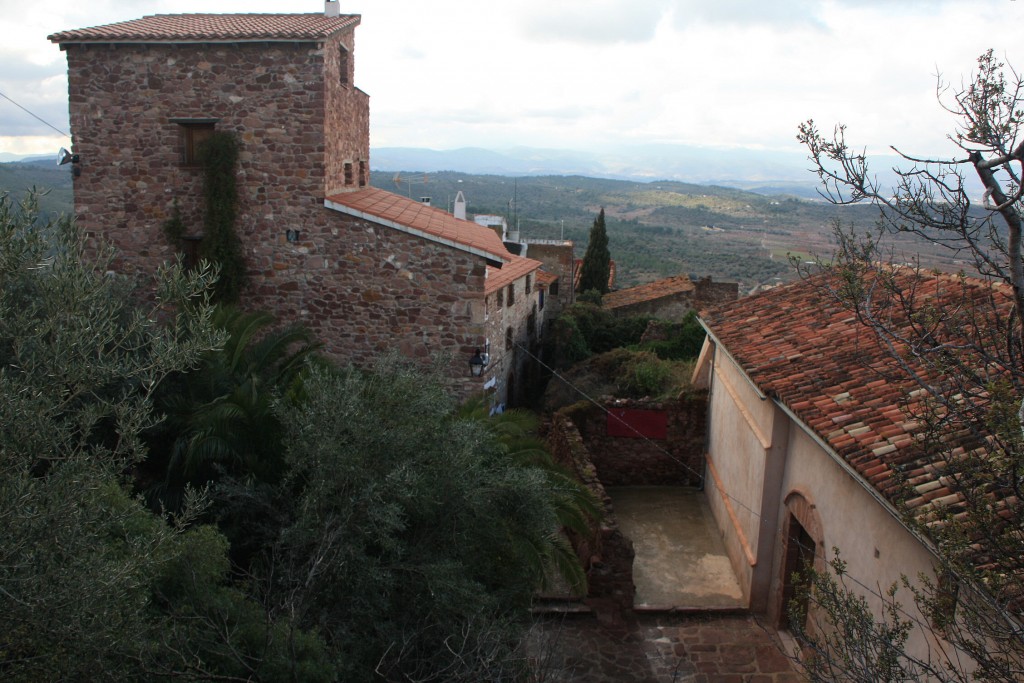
[392,172,429,198]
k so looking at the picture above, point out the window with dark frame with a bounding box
[359,160,367,187]
[550,280,560,296]
[505,326,513,351]
[172,119,217,167]
[507,283,515,306]
[497,288,504,307]
[344,162,353,185]
[525,274,532,294]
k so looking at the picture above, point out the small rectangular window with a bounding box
[507,284,515,306]
[173,119,217,167]
[344,162,354,185]
[526,275,532,294]
[497,288,504,307]
[550,280,560,296]
[359,160,367,187]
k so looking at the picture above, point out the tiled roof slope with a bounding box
[325,187,511,264]
[702,270,1015,525]
[536,270,558,288]
[603,275,694,310]
[49,13,360,44]
[486,256,543,295]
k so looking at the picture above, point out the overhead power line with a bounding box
[0,89,70,139]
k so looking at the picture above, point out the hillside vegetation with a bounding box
[0,160,963,293]
[375,170,964,292]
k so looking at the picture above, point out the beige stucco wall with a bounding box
[775,423,942,662]
[704,344,777,607]
[702,341,956,671]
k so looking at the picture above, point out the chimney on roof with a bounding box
[325,1,341,18]
[419,197,431,207]
[454,191,466,220]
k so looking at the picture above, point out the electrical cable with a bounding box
[0,89,71,139]
[512,338,1015,656]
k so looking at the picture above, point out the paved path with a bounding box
[527,612,805,683]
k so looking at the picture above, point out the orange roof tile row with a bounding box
[325,187,511,263]
[602,275,695,310]
[535,270,558,287]
[702,269,1016,527]
[485,256,543,295]
[49,13,360,44]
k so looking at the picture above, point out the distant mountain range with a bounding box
[370,144,828,198]
[0,145,835,199]
[4,144,919,200]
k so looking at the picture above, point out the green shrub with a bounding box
[618,351,673,397]
[635,311,706,360]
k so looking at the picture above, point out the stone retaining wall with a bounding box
[567,395,707,487]
[547,412,635,620]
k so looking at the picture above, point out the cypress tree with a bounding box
[578,207,611,295]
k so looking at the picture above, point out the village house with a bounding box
[49,2,544,406]
[469,207,576,321]
[693,269,1016,670]
[601,274,737,320]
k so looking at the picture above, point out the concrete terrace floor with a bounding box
[607,486,745,610]
[526,487,803,681]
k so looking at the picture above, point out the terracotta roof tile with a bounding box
[485,256,543,295]
[536,270,558,288]
[325,187,511,264]
[602,275,696,310]
[702,269,1015,530]
[49,13,359,44]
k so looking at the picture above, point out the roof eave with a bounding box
[324,198,510,265]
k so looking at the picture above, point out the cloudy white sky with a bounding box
[1,0,1022,161]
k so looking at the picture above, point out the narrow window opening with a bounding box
[339,46,350,87]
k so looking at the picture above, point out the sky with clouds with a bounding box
[1,0,1022,161]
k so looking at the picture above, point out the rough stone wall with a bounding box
[63,36,364,273]
[609,292,699,321]
[248,209,488,393]
[524,241,575,317]
[608,277,739,321]
[60,34,493,399]
[483,272,542,407]
[694,277,739,307]
[547,412,636,618]
[322,31,370,195]
[569,396,707,486]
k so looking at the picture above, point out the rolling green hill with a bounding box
[374,171,894,292]
[0,159,74,223]
[0,160,956,294]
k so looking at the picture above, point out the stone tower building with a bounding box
[50,2,544,405]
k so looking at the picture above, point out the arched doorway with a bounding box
[777,491,823,631]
